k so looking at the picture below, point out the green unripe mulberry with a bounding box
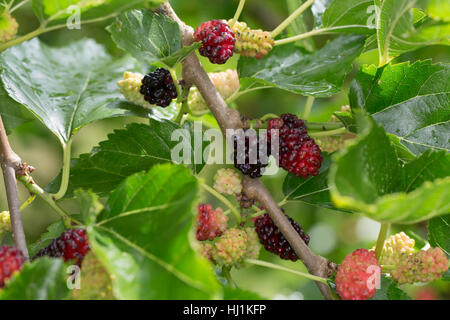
[0,12,18,43]
[0,211,11,236]
[211,228,248,268]
[228,21,274,59]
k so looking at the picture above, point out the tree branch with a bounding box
[0,115,29,259]
[161,2,337,299]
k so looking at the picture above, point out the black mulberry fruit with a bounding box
[140,68,177,107]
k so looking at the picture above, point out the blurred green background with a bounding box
[0,0,448,300]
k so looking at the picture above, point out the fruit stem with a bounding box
[53,138,72,200]
[246,259,329,284]
[17,173,79,226]
[260,113,279,121]
[229,0,246,28]
[249,198,288,218]
[10,0,30,13]
[305,121,343,130]
[200,182,241,224]
[309,127,347,138]
[20,194,36,211]
[271,0,315,38]
[222,266,237,289]
[226,86,273,104]
[375,223,390,260]
[302,96,315,120]
[175,83,190,124]
[273,26,347,46]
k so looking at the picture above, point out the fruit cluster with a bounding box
[0,246,25,288]
[200,227,260,268]
[140,68,178,107]
[335,249,380,300]
[194,20,235,64]
[34,228,90,266]
[268,114,322,178]
[253,213,309,261]
[118,71,154,109]
[229,21,274,59]
[196,204,228,241]
[377,232,415,266]
[213,168,242,195]
[391,247,448,284]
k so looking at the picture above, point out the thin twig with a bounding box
[229,0,246,28]
[161,2,337,300]
[200,182,241,223]
[271,0,315,38]
[17,169,77,227]
[246,259,329,284]
[0,115,29,259]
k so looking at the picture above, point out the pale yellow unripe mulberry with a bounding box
[0,12,18,43]
[0,211,11,235]
[188,69,240,115]
[117,72,154,109]
[228,21,274,59]
[377,232,415,266]
[213,168,242,195]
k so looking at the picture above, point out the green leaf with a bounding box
[322,0,375,34]
[107,9,197,68]
[283,153,336,209]
[387,134,416,163]
[32,0,162,23]
[87,164,221,299]
[0,38,142,145]
[0,258,69,300]
[428,214,450,255]
[377,0,449,64]
[28,221,65,258]
[349,61,450,155]
[372,275,411,300]
[223,287,266,300]
[47,119,207,197]
[402,150,450,192]
[0,82,31,134]
[329,113,450,224]
[238,35,365,97]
